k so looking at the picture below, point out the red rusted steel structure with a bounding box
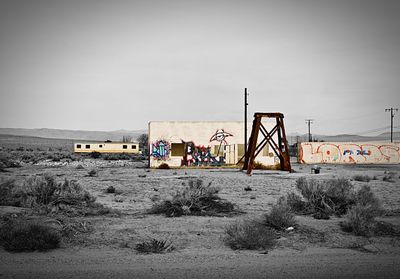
[243,112,292,174]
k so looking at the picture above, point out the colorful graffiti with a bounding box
[181,141,225,167]
[151,140,170,160]
[299,142,400,164]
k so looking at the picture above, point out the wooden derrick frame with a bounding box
[243,112,291,174]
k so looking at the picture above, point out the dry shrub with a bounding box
[106,185,116,194]
[353,175,371,182]
[135,238,174,254]
[87,169,97,177]
[149,179,237,217]
[89,151,101,159]
[60,219,93,243]
[383,175,395,183]
[0,220,60,252]
[1,174,111,216]
[224,219,276,250]
[0,179,17,206]
[0,152,21,168]
[158,163,170,169]
[340,204,378,236]
[288,177,355,218]
[340,185,383,236]
[264,198,296,231]
[103,153,132,160]
[75,164,85,170]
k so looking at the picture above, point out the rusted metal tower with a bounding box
[243,112,291,174]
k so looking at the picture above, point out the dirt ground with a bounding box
[1,158,400,278]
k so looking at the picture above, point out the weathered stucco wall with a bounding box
[149,121,279,168]
[299,142,400,164]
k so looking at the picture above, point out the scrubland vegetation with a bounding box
[0,138,399,259]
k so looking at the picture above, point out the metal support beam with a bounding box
[243,112,292,174]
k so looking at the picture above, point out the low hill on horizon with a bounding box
[0,128,147,142]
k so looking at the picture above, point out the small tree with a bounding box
[137,134,149,154]
[122,136,133,143]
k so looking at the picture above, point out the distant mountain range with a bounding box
[0,128,147,142]
[287,132,400,144]
[0,128,398,144]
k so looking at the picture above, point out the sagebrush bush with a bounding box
[89,151,101,159]
[0,152,21,168]
[149,179,237,217]
[0,179,17,206]
[106,185,116,194]
[264,198,296,231]
[0,220,60,252]
[158,163,170,169]
[1,174,109,216]
[224,220,276,250]
[340,204,377,236]
[135,238,174,254]
[353,175,371,182]
[289,177,355,218]
[88,169,97,177]
[103,153,132,160]
[340,185,383,236]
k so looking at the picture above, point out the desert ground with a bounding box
[1,140,400,278]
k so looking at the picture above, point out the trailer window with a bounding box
[85,144,90,149]
[123,145,127,149]
[76,144,81,149]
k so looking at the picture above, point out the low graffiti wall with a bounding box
[299,142,400,164]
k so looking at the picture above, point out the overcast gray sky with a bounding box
[0,0,399,135]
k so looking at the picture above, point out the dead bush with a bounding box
[158,163,170,169]
[103,153,132,160]
[89,151,101,159]
[135,238,174,254]
[224,219,276,250]
[149,179,237,217]
[0,220,60,252]
[340,204,378,236]
[0,152,21,168]
[340,186,383,236]
[2,174,111,216]
[88,169,97,177]
[288,177,355,218]
[264,198,296,231]
[353,175,371,182]
[0,179,17,206]
[106,185,116,194]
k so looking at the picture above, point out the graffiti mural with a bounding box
[210,129,233,145]
[151,140,170,160]
[299,142,400,164]
[181,141,225,167]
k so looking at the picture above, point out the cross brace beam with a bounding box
[243,112,292,174]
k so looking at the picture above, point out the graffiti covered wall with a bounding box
[148,121,278,168]
[299,142,400,164]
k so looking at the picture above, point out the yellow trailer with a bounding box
[74,142,140,154]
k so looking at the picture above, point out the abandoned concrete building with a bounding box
[148,121,280,168]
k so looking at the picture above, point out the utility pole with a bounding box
[385,108,398,142]
[305,119,313,142]
[244,88,249,154]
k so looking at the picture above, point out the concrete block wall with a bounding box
[299,142,400,164]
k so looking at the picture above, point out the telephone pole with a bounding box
[385,108,398,142]
[244,88,249,154]
[305,119,313,142]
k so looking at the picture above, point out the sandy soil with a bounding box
[1,159,400,278]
